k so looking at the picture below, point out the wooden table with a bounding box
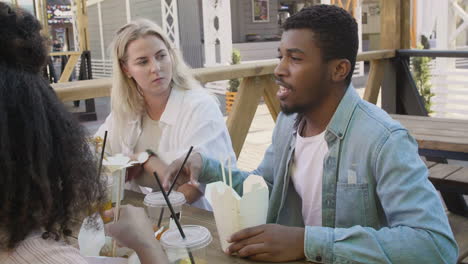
[392,114,468,216]
[392,114,468,160]
[122,190,306,264]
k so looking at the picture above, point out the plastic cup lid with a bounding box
[143,191,186,208]
[160,225,212,251]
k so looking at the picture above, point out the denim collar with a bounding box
[326,84,360,140]
[291,84,360,140]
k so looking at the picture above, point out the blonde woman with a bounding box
[96,19,235,209]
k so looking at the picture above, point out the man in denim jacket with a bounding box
[164,5,457,263]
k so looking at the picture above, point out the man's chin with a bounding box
[280,104,297,116]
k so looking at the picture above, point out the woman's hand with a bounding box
[104,205,156,250]
[104,205,169,264]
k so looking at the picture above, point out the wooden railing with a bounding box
[52,49,395,157]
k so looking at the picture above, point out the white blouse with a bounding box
[95,86,236,210]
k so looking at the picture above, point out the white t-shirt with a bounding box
[291,124,328,226]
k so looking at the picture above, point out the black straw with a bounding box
[168,146,194,195]
[153,172,195,264]
[97,131,108,176]
[157,146,193,228]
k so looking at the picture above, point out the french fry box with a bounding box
[205,174,269,251]
[103,154,138,202]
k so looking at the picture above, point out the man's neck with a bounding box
[301,85,347,137]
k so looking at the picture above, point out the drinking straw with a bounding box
[97,131,108,176]
[153,172,196,264]
[157,146,193,228]
[220,157,226,186]
[168,146,194,195]
[111,169,123,257]
[228,156,232,188]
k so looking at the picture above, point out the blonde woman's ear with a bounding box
[120,61,131,77]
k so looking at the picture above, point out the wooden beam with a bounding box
[58,54,80,83]
[262,75,280,122]
[401,0,412,49]
[52,50,397,102]
[364,59,387,104]
[49,51,82,57]
[53,78,111,101]
[37,0,49,36]
[352,0,357,17]
[226,76,267,158]
[76,0,90,51]
[356,50,395,61]
[411,0,417,48]
[380,0,401,49]
[192,61,277,84]
[345,0,351,12]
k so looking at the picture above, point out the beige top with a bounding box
[0,233,87,264]
[134,113,162,184]
[134,113,162,154]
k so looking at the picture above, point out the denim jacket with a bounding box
[199,86,458,263]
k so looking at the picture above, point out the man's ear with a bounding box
[330,59,352,83]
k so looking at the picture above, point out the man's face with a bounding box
[274,29,330,115]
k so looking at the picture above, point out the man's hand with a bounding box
[176,183,203,203]
[162,152,203,191]
[226,224,305,262]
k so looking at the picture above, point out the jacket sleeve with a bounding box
[198,112,286,195]
[304,129,458,264]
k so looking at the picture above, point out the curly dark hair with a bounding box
[283,4,358,85]
[0,2,106,249]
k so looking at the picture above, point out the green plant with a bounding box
[412,44,434,113]
[228,49,241,92]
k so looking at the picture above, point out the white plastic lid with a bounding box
[160,225,212,251]
[143,191,186,208]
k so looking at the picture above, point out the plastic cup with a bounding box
[143,191,186,239]
[160,225,212,264]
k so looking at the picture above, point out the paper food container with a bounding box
[206,174,269,251]
[102,154,138,202]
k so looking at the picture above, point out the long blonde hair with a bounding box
[110,18,199,120]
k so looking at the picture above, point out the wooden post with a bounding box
[226,76,269,158]
[36,0,49,36]
[411,0,417,48]
[59,54,80,83]
[380,0,401,50]
[364,59,387,104]
[75,0,90,51]
[380,0,404,114]
[400,0,412,49]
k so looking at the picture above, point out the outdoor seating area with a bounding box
[2,0,468,263]
[53,49,468,263]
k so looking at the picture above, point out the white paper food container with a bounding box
[206,174,269,251]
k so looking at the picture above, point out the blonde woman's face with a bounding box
[122,35,173,97]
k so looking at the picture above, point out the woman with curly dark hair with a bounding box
[0,3,168,264]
